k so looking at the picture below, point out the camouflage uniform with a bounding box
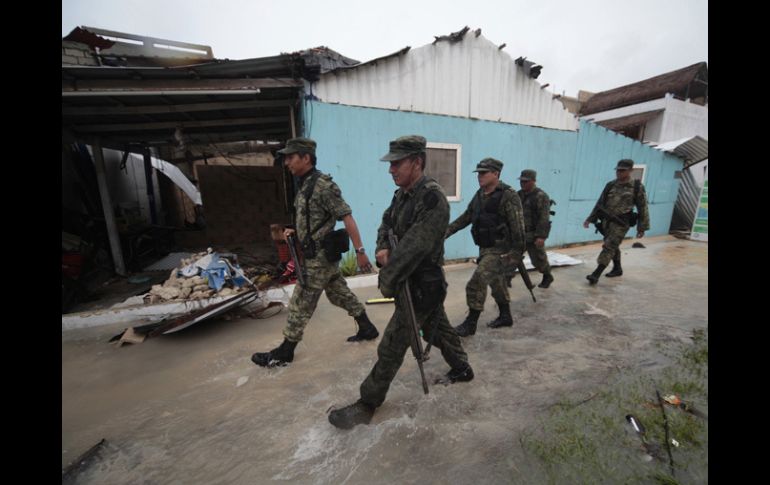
[283,169,365,342]
[446,180,526,311]
[518,186,552,274]
[358,175,469,407]
[587,179,650,266]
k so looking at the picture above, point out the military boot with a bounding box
[328,400,376,429]
[487,303,513,328]
[445,363,475,383]
[347,311,379,342]
[605,253,623,277]
[586,264,607,285]
[538,272,554,288]
[251,338,298,367]
[454,309,481,337]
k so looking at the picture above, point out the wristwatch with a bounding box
[355,247,366,254]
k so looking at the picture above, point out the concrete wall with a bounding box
[304,101,681,260]
[62,41,98,66]
[658,94,708,142]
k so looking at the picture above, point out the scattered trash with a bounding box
[111,327,146,347]
[625,414,663,462]
[145,250,261,304]
[671,438,680,448]
[632,242,646,248]
[236,376,249,387]
[662,394,708,420]
[366,297,395,305]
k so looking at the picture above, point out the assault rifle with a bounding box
[285,234,308,287]
[387,229,430,395]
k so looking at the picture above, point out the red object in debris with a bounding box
[276,240,290,263]
[62,252,84,279]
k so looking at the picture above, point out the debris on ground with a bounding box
[632,242,646,248]
[62,438,107,483]
[144,250,268,304]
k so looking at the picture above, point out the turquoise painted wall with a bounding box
[303,101,680,260]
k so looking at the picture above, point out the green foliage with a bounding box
[339,250,358,277]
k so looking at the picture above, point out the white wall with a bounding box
[658,94,708,143]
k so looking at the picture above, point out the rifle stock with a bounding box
[387,229,429,395]
[285,234,308,287]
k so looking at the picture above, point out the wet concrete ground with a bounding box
[62,235,707,484]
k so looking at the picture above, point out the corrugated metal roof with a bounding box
[312,28,578,131]
[652,135,708,168]
[580,63,708,116]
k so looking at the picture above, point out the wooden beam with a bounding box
[73,116,289,133]
[62,99,292,116]
[100,129,288,146]
[62,78,302,93]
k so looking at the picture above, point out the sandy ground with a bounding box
[62,235,707,484]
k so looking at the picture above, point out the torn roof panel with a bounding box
[652,135,708,168]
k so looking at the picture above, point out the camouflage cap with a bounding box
[277,137,317,156]
[518,169,537,181]
[615,159,634,170]
[380,135,427,161]
[473,158,504,173]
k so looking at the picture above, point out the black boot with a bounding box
[605,253,623,277]
[538,272,554,288]
[454,309,480,337]
[251,338,297,367]
[328,399,376,429]
[347,312,379,342]
[445,363,475,383]
[487,303,513,328]
[586,264,607,285]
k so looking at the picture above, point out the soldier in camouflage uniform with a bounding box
[445,158,526,337]
[251,137,379,368]
[583,159,650,285]
[329,135,473,430]
[517,169,554,288]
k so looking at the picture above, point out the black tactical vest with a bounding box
[470,186,506,248]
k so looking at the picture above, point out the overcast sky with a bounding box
[62,0,708,96]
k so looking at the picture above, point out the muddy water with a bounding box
[62,236,707,484]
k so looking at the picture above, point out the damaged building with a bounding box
[62,25,693,310]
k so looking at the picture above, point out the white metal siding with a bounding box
[313,34,578,131]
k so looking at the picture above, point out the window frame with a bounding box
[631,164,647,185]
[425,141,462,202]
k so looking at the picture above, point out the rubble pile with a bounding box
[144,250,256,304]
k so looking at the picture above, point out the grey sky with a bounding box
[62,0,708,97]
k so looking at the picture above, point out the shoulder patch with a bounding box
[423,191,439,210]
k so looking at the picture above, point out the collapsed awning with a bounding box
[652,136,708,169]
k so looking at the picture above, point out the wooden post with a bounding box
[92,139,127,276]
[143,148,158,224]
